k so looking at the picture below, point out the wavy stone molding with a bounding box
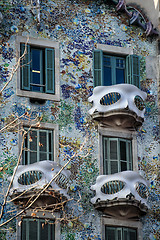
[9,160,71,207]
[88,84,147,128]
[90,171,149,219]
[111,0,159,37]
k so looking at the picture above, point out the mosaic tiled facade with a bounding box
[0,0,159,239]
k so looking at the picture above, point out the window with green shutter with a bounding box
[23,128,54,165]
[103,137,132,175]
[105,226,137,240]
[20,44,55,94]
[93,50,140,87]
[21,218,55,240]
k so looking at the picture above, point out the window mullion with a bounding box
[47,130,49,160]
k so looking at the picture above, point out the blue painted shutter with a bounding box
[20,43,30,90]
[45,48,55,94]
[126,55,140,87]
[93,50,103,87]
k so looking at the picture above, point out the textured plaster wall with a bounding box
[0,0,159,239]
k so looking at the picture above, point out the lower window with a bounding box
[23,128,54,165]
[21,218,55,240]
[103,137,132,174]
[105,226,137,240]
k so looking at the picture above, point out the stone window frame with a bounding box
[19,121,59,164]
[102,217,142,240]
[16,36,60,101]
[16,210,60,240]
[98,126,138,175]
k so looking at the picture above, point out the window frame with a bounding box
[16,36,60,101]
[105,225,137,240]
[98,126,138,175]
[93,44,140,88]
[103,136,133,175]
[19,122,59,165]
[16,211,60,240]
[102,217,142,240]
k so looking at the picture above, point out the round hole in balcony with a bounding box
[134,95,145,111]
[18,170,43,185]
[101,180,125,194]
[135,182,148,199]
[100,92,121,106]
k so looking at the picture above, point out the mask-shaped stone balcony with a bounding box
[9,160,71,209]
[88,84,147,129]
[91,171,149,220]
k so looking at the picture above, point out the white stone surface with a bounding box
[9,160,71,198]
[88,84,147,118]
[90,171,149,205]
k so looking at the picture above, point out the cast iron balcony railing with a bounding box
[90,171,149,219]
[88,84,147,128]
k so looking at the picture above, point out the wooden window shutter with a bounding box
[93,50,103,87]
[45,48,55,94]
[126,55,140,87]
[20,43,31,90]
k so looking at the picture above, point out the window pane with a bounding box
[21,220,26,240]
[106,227,116,240]
[40,153,47,161]
[110,161,118,174]
[30,131,37,151]
[29,220,37,240]
[129,230,137,240]
[40,221,48,240]
[51,223,55,240]
[116,68,125,84]
[30,152,37,164]
[39,131,47,152]
[120,141,126,161]
[49,132,52,153]
[110,141,117,159]
[121,161,127,171]
[104,56,112,86]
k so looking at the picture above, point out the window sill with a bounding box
[16,89,60,101]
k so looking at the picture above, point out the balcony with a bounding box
[88,84,147,129]
[9,160,71,209]
[90,171,149,220]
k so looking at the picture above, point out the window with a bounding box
[21,218,55,240]
[103,137,132,174]
[105,226,137,240]
[93,50,140,87]
[21,44,55,94]
[16,37,60,101]
[23,128,53,165]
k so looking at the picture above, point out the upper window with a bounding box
[20,44,55,94]
[103,137,132,175]
[16,37,60,101]
[21,218,55,240]
[105,226,137,240]
[93,50,140,88]
[23,128,54,165]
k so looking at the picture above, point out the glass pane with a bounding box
[110,141,117,159]
[116,68,125,84]
[31,48,42,92]
[39,131,47,152]
[40,221,48,240]
[30,131,37,151]
[40,152,47,161]
[30,152,37,164]
[106,227,116,240]
[118,229,122,240]
[129,230,137,240]
[121,161,127,171]
[110,161,118,174]
[51,223,55,240]
[21,220,26,240]
[29,220,37,240]
[120,141,126,161]
[49,132,52,153]
[123,229,128,240]
[104,138,108,159]
[104,67,112,86]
